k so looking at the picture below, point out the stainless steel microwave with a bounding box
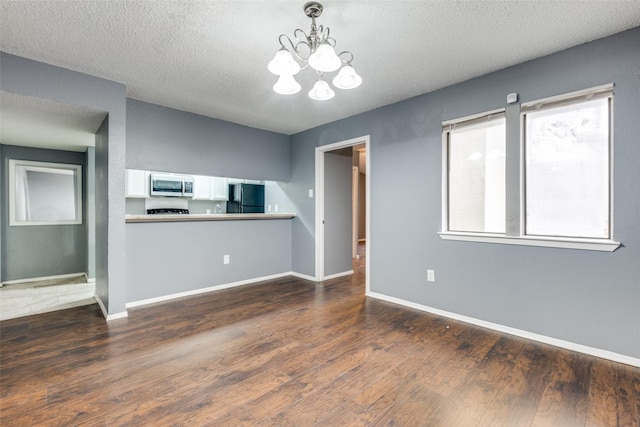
[150,173,194,197]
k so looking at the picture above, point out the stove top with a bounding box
[146,208,190,215]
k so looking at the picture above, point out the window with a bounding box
[9,159,83,226]
[522,87,612,239]
[440,84,618,251]
[443,110,506,234]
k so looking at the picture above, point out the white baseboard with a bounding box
[1,272,87,287]
[323,270,354,281]
[290,271,318,282]
[125,272,292,309]
[367,291,640,368]
[289,270,354,282]
[95,294,128,321]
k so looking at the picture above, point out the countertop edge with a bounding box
[125,213,296,223]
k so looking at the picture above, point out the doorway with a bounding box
[314,135,370,293]
[0,145,97,320]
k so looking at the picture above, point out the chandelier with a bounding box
[268,1,362,101]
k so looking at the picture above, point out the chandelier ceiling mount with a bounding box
[303,1,323,19]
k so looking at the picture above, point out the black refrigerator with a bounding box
[226,183,265,213]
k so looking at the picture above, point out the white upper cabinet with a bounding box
[192,175,213,200]
[125,169,150,198]
[127,170,228,200]
[212,177,228,200]
[193,175,228,200]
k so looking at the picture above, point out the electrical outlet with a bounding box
[223,255,230,265]
[268,204,272,212]
[427,269,435,282]
[274,204,279,212]
[308,189,314,198]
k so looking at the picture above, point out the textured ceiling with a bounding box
[0,91,107,152]
[1,1,640,143]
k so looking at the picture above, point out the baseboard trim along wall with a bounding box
[125,272,293,310]
[367,291,640,368]
[323,270,354,281]
[95,294,129,321]
[290,271,318,282]
[0,272,88,287]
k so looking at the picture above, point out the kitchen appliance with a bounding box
[150,173,194,197]
[146,208,189,215]
[226,183,265,213]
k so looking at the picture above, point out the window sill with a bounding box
[438,232,620,252]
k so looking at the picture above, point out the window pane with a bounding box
[25,170,77,221]
[525,98,609,238]
[448,118,506,233]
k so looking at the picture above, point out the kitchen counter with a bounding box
[125,213,296,223]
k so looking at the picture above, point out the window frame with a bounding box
[439,84,620,252]
[520,84,614,241]
[441,108,506,235]
[9,159,83,226]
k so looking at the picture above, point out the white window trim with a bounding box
[438,231,620,252]
[520,83,614,112]
[9,159,83,226]
[439,85,621,252]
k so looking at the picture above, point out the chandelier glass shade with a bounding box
[307,43,342,73]
[268,49,301,76]
[268,1,362,100]
[308,78,335,101]
[332,65,362,90]
[273,74,302,95]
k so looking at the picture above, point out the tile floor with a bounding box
[0,280,95,321]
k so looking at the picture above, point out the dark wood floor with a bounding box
[2,247,639,426]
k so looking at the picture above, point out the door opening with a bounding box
[315,135,370,293]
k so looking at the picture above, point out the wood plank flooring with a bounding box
[1,249,639,426]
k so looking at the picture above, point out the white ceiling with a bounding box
[1,1,639,146]
[0,91,107,152]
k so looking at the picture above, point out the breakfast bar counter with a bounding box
[125,213,296,223]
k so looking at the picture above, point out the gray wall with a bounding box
[124,98,294,302]
[0,145,87,281]
[358,172,366,240]
[324,150,353,276]
[86,147,96,279]
[289,27,640,359]
[0,52,128,315]
[126,219,292,302]
[94,118,110,306]
[126,99,290,181]
[0,144,2,279]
